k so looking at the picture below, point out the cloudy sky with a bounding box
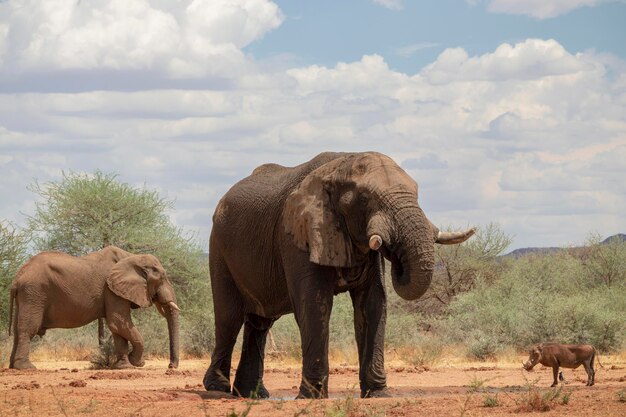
[1,0,625,251]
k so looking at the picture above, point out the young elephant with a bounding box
[523,343,596,387]
[8,246,180,370]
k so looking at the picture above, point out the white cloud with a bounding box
[470,0,616,19]
[287,54,409,96]
[0,30,624,250]
[0,0,283,77]
[421,39,597,83]
[0,22,8,66]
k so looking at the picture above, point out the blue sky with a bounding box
[0,0,625,251]
[248,1,626,73]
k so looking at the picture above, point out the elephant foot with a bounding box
[295,381,327,399]
[550,382,558,387]
[168,360,179,369]
[112,359,134,369]
[129,358,145,368]
[128,351,145,367]
[11,359,37,370]
[203,372,231,393]
[361,387,392,398]
[233,381,270,399]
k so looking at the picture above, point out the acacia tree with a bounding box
[26,171,210,350]
[28,171,174,254]
[581,233,626,288]
[409,222,512,316]
[0,221,29,335]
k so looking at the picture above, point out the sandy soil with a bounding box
[1,358,625,416]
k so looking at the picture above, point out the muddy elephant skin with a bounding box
[8,246,180,370]
[523,343,597,386]
[203,151,475,399]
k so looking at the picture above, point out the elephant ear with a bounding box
[283,160,355,267]
[107,256,152,308]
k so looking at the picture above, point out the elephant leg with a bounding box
[10,300,42,369]
[106,313,144,368]
[121,326,144,367]
[110,333,133,369]
[98,318,107,346]
[9,326,18,368]
[203,256,245,393]
[350,253,389,398]
[233,314,274,398]
[286,258,335,399]
[127,327,145,367]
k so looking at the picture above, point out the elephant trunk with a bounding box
[155,283,180,369]
[165,305,180,369]
[391,207,436,301]
[371,199,436,301]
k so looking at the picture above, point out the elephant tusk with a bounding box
[436,227,476,245]
[168,301,181,311]
[369,235,383,251]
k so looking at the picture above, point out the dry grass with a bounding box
[325,394,386,417]
[328,348,359,367]
[4,328,626,372]
[0,337,11,368]
[512,372,575,413]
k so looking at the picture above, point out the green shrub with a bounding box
[180,306,215,358]
[385,308,425,348]
[444,248,626,356]
[329,292,357,355]
[89,337,117,369]
[483,393,500,407]
[270,314,302,360]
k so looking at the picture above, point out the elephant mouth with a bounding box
[388,252,404,280]
[379,245,393,264]
[380,246,405,283]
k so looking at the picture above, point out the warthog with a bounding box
[523,343,597,387]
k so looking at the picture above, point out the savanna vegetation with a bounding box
[1,171,625,367]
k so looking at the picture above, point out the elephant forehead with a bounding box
[137,255,162,269]
[328,153,417,188]
[147,256,161,267]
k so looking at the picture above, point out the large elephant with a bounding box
[203,151,475,399]
[8,246,180,370]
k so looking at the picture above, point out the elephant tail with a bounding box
[8,285,16,336]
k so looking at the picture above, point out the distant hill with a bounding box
[602,233,626,244]
[503,233,625,259]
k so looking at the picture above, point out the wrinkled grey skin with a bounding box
[523,343,597,387]
[203,152,475,399]
[9,246,179,370]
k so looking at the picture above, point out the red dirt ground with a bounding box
[1,358,625,416]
